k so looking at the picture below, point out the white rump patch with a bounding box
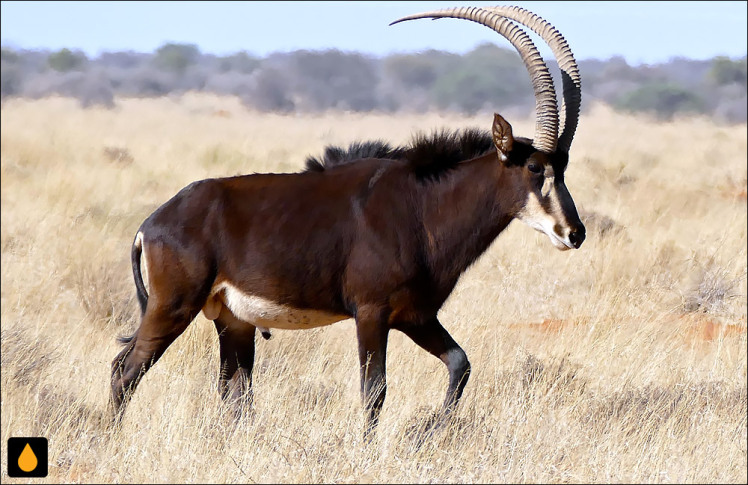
[202,282,347,330]
[135,231,151,293]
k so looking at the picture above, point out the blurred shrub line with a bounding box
[1,43,745,122]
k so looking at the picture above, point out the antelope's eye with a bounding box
[527,162,543,174]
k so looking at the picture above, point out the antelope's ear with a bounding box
[492,113,514,163]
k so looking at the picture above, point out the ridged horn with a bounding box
[484,5,581,153]
[391,7,558,153]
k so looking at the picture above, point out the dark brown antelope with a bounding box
[111,5,586,437]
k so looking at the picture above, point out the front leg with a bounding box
[395,317,471,416]
[355,305,390,440]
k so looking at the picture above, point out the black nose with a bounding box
[569,226,586,249]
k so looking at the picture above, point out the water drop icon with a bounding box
[18,443,38,472]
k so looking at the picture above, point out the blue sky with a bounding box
[1,1,746,65]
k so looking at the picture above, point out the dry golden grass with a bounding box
[1,94,746,483]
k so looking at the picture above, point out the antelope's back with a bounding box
[141,158,404,312]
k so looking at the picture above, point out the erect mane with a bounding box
[303,128,495,180]
[406,128,494,180]
[304,140,405,173]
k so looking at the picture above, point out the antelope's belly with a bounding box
[202,282,348,329]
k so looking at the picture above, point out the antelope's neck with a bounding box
[419,155,513,286]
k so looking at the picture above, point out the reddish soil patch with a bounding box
[664,313,747,346]
[684,317,746,343]
[724,187,747,201]
[720,178,747,201]
[508,314,746,346]
[508,317,589,334]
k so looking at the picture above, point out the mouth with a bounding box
[547,231,574,251]
[522,218,576,251]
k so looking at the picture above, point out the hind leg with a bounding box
[110,301,195,421]
[213,305,256,418]
[110,240,213,422]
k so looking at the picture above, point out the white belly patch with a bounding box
[201,282,347,330]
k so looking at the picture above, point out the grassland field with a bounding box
[1,94,746,483]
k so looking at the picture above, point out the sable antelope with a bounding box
[111,5,586,437]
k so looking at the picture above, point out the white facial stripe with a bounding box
[517,183,574,251]
[541,175,554,198]
[203,282,347,330]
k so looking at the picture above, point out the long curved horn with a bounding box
[483,6,581,153]
[391,7,558,154]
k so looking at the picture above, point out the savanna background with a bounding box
[1,91,746,483]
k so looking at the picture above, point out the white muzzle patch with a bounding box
[517,177,575,251]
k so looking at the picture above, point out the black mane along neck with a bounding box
[304,128,495,180]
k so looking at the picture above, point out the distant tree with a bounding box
[286,49,379,111]
[119,67,174,96]
[1,47,19,63]
[599,55,644,82]
[98,51,147,69]
[384,53,440,89]
[431,43,530,114]
[75,69,115,108]
[709,56,747,87]
[245,66,294,112]
[615,82,705,120]
[48,48,87,72]
[204,72,254,96]
[1,63,22,97]
[153,43,200,74]
[1,48,22,97]
[218,51,260,74]
[432,69,496,113]
[378,50,459,111]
